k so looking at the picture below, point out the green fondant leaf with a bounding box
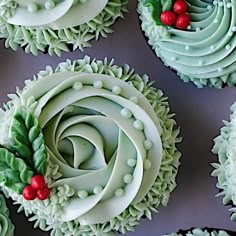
[141,0,163,25]
[10,106,47,175]
[161,0,174,11]
[0,148,34,193]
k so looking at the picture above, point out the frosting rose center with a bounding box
[19,71,163,225]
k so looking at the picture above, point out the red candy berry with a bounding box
[160,11,177,26]
[37,186,50,200]
[176,13,190,29]
[23,185,37,200]
[174,0,188,15]
[30,175,46,190]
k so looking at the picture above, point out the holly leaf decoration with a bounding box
[141,0,163,25]
[161,0,174,11]
[0,148,34,193]
[10,106,47,175]
[141,0,176,25]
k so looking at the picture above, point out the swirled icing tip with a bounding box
[0,56,181,235]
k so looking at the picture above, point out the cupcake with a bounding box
[137,0,236,88]
[0,0,127,56]
[0,56,181,235]
[212,101,236,221]
[164,228,235,236]
[0,193,14,236]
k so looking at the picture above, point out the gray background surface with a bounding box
[0,1,236,235]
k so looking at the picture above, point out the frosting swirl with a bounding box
[0,194,14,236]
[138,0,236,88]
[18,71,163,224]
[4,0,108,29]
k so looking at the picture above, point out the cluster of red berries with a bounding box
[23,175,50,201]
[160,0,190,29]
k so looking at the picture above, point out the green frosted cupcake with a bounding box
[0,0,127,56]
[212,101,236,221]
[138,0,236,88]
[0,193,14,236]
[164,228,234,236]
[0,56,181,235]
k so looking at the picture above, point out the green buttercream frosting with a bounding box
[0,56,181,236]
[0,194,14,236]
[212,100,236,221]
[138,0,236,88]
[164,228,231,236]
[0,0,127,56]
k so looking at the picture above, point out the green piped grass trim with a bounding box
[0,0,128,56]
[212,101,236,221]
[164,228,232,236]
[1,56,181,235]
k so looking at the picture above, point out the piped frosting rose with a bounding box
[138,0,236,88]
[0,57,181,235]
[18,71,163,224]
[0,0,127,56]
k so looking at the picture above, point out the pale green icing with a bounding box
[7,0,108,30]
[0,56,181,235]
[138,0,236,88]
[212,100,236,221]
[0,194,14,236]
[0,0,127,56]
[164,228,231,236]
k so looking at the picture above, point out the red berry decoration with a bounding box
[23,185,37,200]
[37,186,50,200]
[176,13,190,29]
[30,175,46,190]
[160,11,177,26]
[174,0,188,15]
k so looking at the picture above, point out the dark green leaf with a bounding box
[141,0,163,25]
[0,148,34,193]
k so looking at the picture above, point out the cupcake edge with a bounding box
[212,101,236,221]
[164,228,235,236]
[137,1,236,89]
[0,55,181,235]
[0,0,127,56]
